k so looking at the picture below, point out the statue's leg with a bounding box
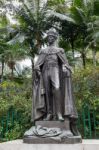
[51,67,64,121]
[42,71,53,120]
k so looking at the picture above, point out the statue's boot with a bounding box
[57,113,64,122]
[44,113,53,121]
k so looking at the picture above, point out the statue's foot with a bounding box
[57,113,64,122]
[44,113,53,121]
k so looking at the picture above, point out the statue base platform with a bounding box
[23,120,82,144]
[23,135,82,144]
[35,120,70,129]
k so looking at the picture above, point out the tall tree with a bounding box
[70,0,99,68]
[0,14,9,79]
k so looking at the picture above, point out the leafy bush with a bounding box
[73,66,99,111]
[0,79,32,141]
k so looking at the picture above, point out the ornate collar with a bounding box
[39,47,64,54]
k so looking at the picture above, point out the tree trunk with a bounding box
[11,67,14,80]
[1,56,4,79]
[92,49,96,67]
[71,39,75,60]
[8,61,15,80]
[81,51,86,69]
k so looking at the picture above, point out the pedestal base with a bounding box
[23,135,82,144]
[36,120,69,129]
[23,121,82,144]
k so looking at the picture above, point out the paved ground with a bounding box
[0,140,99,150]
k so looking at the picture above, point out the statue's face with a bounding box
[47,35,56,45]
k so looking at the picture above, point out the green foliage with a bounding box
[0,79,32,141]
[4,122,22,141]
[0,80,32,113]
[94,0,99,16]
[73,66,99,111]
[11,0,54,56]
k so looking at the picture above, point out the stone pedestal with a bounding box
[36,120,69,129]
[23,135,81,144]
[23,120,82,144]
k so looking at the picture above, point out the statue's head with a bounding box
[47,28,58,45]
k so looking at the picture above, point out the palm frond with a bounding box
[50,11,75,23]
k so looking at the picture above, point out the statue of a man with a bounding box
[32,29,78,130]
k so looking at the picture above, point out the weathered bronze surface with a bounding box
[23,29,81,143]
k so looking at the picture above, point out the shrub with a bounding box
[73,66,99,111]
[0,79,32,141]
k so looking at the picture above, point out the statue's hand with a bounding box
[68,66,72,73]
[62,65,68,73]
[64,64,72,73]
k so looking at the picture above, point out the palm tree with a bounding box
[0,9,27,79]
[86,10,99,66]
[10,0,76,78]
[8,0,53,84]
[70,0,99,68]
[0,0,76,79]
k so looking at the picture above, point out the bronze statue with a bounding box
[24,29,81,143]
[32,29,78,122]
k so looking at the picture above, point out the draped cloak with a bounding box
[31,47,78,122]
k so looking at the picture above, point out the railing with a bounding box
[0,105,99,141]
[78,104,99,139]
[0,107,20,141]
